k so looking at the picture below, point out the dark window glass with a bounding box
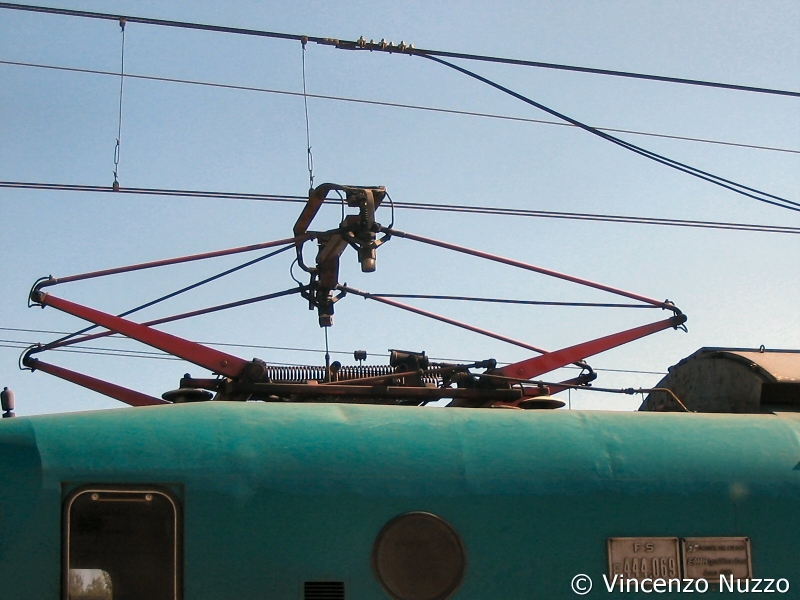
[64,488,181,600]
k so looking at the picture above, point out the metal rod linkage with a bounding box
[34,235,307,289]
[383,227,680,311]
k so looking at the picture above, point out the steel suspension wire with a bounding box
[301,38,315,190]
[0,328,670,375]
[1,2,797,97]
[1,341,184,361]
[419,55,800,213]
[1,326,670,375]
[406,48,800,99]
[1,326,366,359]
[390,201,800,234]
[2,181,797,234]
[3,59,797,155]
[112,18,126,189]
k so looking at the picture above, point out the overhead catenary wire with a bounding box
[1,181,797,235]
[0,2,797,97]
[3,60,797,155]
[0,329,668,375]
[419,54,800,213]
[2,340,357,367]
[0,341,183,360]
[3,57,797,214]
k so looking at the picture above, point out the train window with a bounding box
[372,512,465,600]
[63,487,181,600]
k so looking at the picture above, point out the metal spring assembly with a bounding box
[264,364,440,385]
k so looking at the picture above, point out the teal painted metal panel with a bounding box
[1,403,799,598]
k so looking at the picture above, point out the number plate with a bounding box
[608,537,681,581]
[683,537,751,581]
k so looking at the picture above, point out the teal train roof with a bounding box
[1,403,799,498]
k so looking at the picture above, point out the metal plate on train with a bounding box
[682,537,751,581]
[608,537,680,581]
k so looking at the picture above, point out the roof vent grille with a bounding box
[304,581,345,600]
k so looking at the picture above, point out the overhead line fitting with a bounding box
[1,3,797,97]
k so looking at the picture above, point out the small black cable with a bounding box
[419,54,800,213]
[367,293,659,308]
[336,189,345,222]
[289,257,304,286]
[385,191,396,229]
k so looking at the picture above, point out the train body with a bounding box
[1,402,798,599]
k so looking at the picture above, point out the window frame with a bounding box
[61,484,183,600]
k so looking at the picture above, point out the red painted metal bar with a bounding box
[499,314,686,380]
[340,285,550,354]
[385,228,677,310]
[25,356,166,406]
[43,287,304,350]
[35,235,306,288]
[33,292,249,378]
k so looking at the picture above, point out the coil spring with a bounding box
[264,364,439,385]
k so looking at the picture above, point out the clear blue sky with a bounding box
[1,1,798,415]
